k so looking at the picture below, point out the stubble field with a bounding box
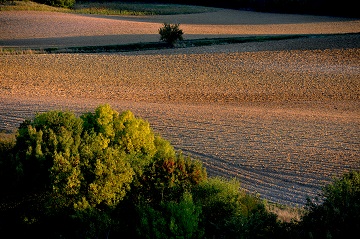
[1,9,359,206]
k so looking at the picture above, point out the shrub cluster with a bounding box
[299,171,360,238]
[0,105,276,238]
[0,105,359,238]
[159,23,184,46]
[33,0,75,8]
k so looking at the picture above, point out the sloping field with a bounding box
[1,9,360,47]
[0,9,359,206]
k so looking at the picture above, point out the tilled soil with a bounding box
[1,10,359,206]
[1,9,360,47]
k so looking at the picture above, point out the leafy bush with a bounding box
[0,105,210,237]
[159,23,184,46]
[0,105,169,237]
[225,202,281,239]
[13,105,170,211]
[300,171,360,239]
[0,135,16,191]
[1,105,359,238]
[137,192,203,239]
[192,177,280,238]
[193,177,245,230]
[137,151,207,204]
[14,111,84,193]
[34,0,75,8]
[71,207,114,238]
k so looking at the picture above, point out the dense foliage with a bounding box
[159,23,184,46]
[33,0,75,8]
[299,171,360,239]
[0,105,359,238]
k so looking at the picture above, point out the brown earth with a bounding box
[0,9,359,206]
[1,9,360,47]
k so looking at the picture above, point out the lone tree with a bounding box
[159,23,184,46]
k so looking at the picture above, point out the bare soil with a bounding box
[1,9,360,47]
[1,9,359,206]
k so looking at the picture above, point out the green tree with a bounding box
[300,171,360,239]
[192,177,280,238]
[0,134,16,192]
[34,0,76,8]
[10,104,164,237]
[192,177,246,237]
[71,207,114,239]
[159,23,184,46]
[14,110,83,192]
[138,151,207,204]
[137,192,203,239]
[1,104,287,238]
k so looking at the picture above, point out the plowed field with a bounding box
[1,9,359,206]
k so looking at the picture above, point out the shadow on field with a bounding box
[89,9,360,25]
[0,34,159,48]
[1,33,359,54]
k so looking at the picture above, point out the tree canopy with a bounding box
[0,104,358,238]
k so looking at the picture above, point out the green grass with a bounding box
[73,2,216,15]
[1,33,359,55]
[0,34,309,55]
[0,1,216,15]
[0,47,46,55]
[0,0,72,12]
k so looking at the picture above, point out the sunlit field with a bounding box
[1,2,359,206]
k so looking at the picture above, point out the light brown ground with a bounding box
[1,9,360,47]
[0,9,359,206]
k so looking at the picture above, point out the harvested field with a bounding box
[0,9,359,206]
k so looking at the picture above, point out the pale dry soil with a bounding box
[1,9,360,47]
[1,9,360,206]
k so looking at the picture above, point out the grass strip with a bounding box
[44,42,170,53]
[185,34,306,47]
[1,33,358,55]
[0,1,216,15]
[72,2,216,15]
